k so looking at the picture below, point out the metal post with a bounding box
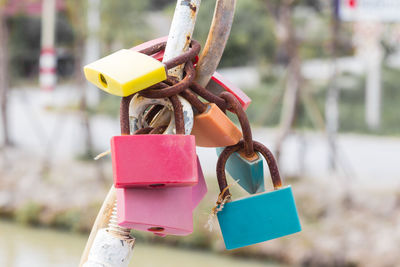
[326,4,340,171]
[195,0,236,87]
[84,0,101,107]
[163,0,201,79]
[39,0,57,91]
[0,13,10,146]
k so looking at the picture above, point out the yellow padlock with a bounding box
[84,49,167,97]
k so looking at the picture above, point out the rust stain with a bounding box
[189,4,197,19]
[189,3,197,12]
[181,0,197,18]
[185,34,191,48]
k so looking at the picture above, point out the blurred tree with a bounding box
[263,0,304,161]
[148,0,171,11]
[63,0,150,157]
[99,0,150,52]
[194,0,276,67]
[8,16,41,78]
[0,8,11,146]
[7,14,74,79]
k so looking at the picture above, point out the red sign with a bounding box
[348,0,357,8]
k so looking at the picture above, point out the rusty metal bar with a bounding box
[195,0,236,87]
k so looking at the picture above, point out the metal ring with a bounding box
[129,95,193,135]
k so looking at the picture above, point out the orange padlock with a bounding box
[181,89,242,147]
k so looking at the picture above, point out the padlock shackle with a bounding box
[190,81,227,111]
[179,88,207,114]
[169,95,185,135]
[129,94,192,135]
[135,41,166,56]
[139,62,195,99]
[163,40,201,70]
[217,140,282,199]
[120,95,135,135]
[120,94,185,135]
[219,92,254,157]
[134,39,200,71]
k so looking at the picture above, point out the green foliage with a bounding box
[15,202,42,226]
[7,16,41,79]
[337,67,400,135]
[53,208,82,232]
[99,0,151,49]
[7,14,74,80]
[64,0,88,39]
[91,91,121,117]
[248,66,400,135]
[193,0,276,67]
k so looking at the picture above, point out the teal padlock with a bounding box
[216,147,264,194]
[215,140,301,250]
[216,92,265,194]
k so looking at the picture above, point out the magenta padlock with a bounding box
[111,134,198,188]
[117,186,193,236]
[117,157,207,236]
[207,72,251,111]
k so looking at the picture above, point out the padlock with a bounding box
[84,39,200,97]
[113,91,197,188]
[206,72,251,111]
[117,186,194,236]
[216,147,264,194]
[111,134,197,188]
[216,140,301,250]
[117,156,206,236]
[84,49,167,97]
[179,89,242,147]
[214,92,264,193]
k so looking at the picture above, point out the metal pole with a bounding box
[84,0,101,107]
[39,0,57,91]
[163,0,201,79]
[0,13,10,146]
[326,3,340,171]
[195,0,236,87]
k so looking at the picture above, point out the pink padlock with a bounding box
[207,71,251,111]
[111,134,198,188]
[117,157,207,236]
[117,186,193,236]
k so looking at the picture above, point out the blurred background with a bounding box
[0,0,400,266]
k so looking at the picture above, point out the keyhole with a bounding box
[99,74,108,88]
[148,227,164,232]
[149,184,166,188]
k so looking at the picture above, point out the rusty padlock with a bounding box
[180,88,242,147]
[216,92,264,194]
[216,140,301,250]
[112,94,196,187]
[84,40,200,97]
[115,94,203,236]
